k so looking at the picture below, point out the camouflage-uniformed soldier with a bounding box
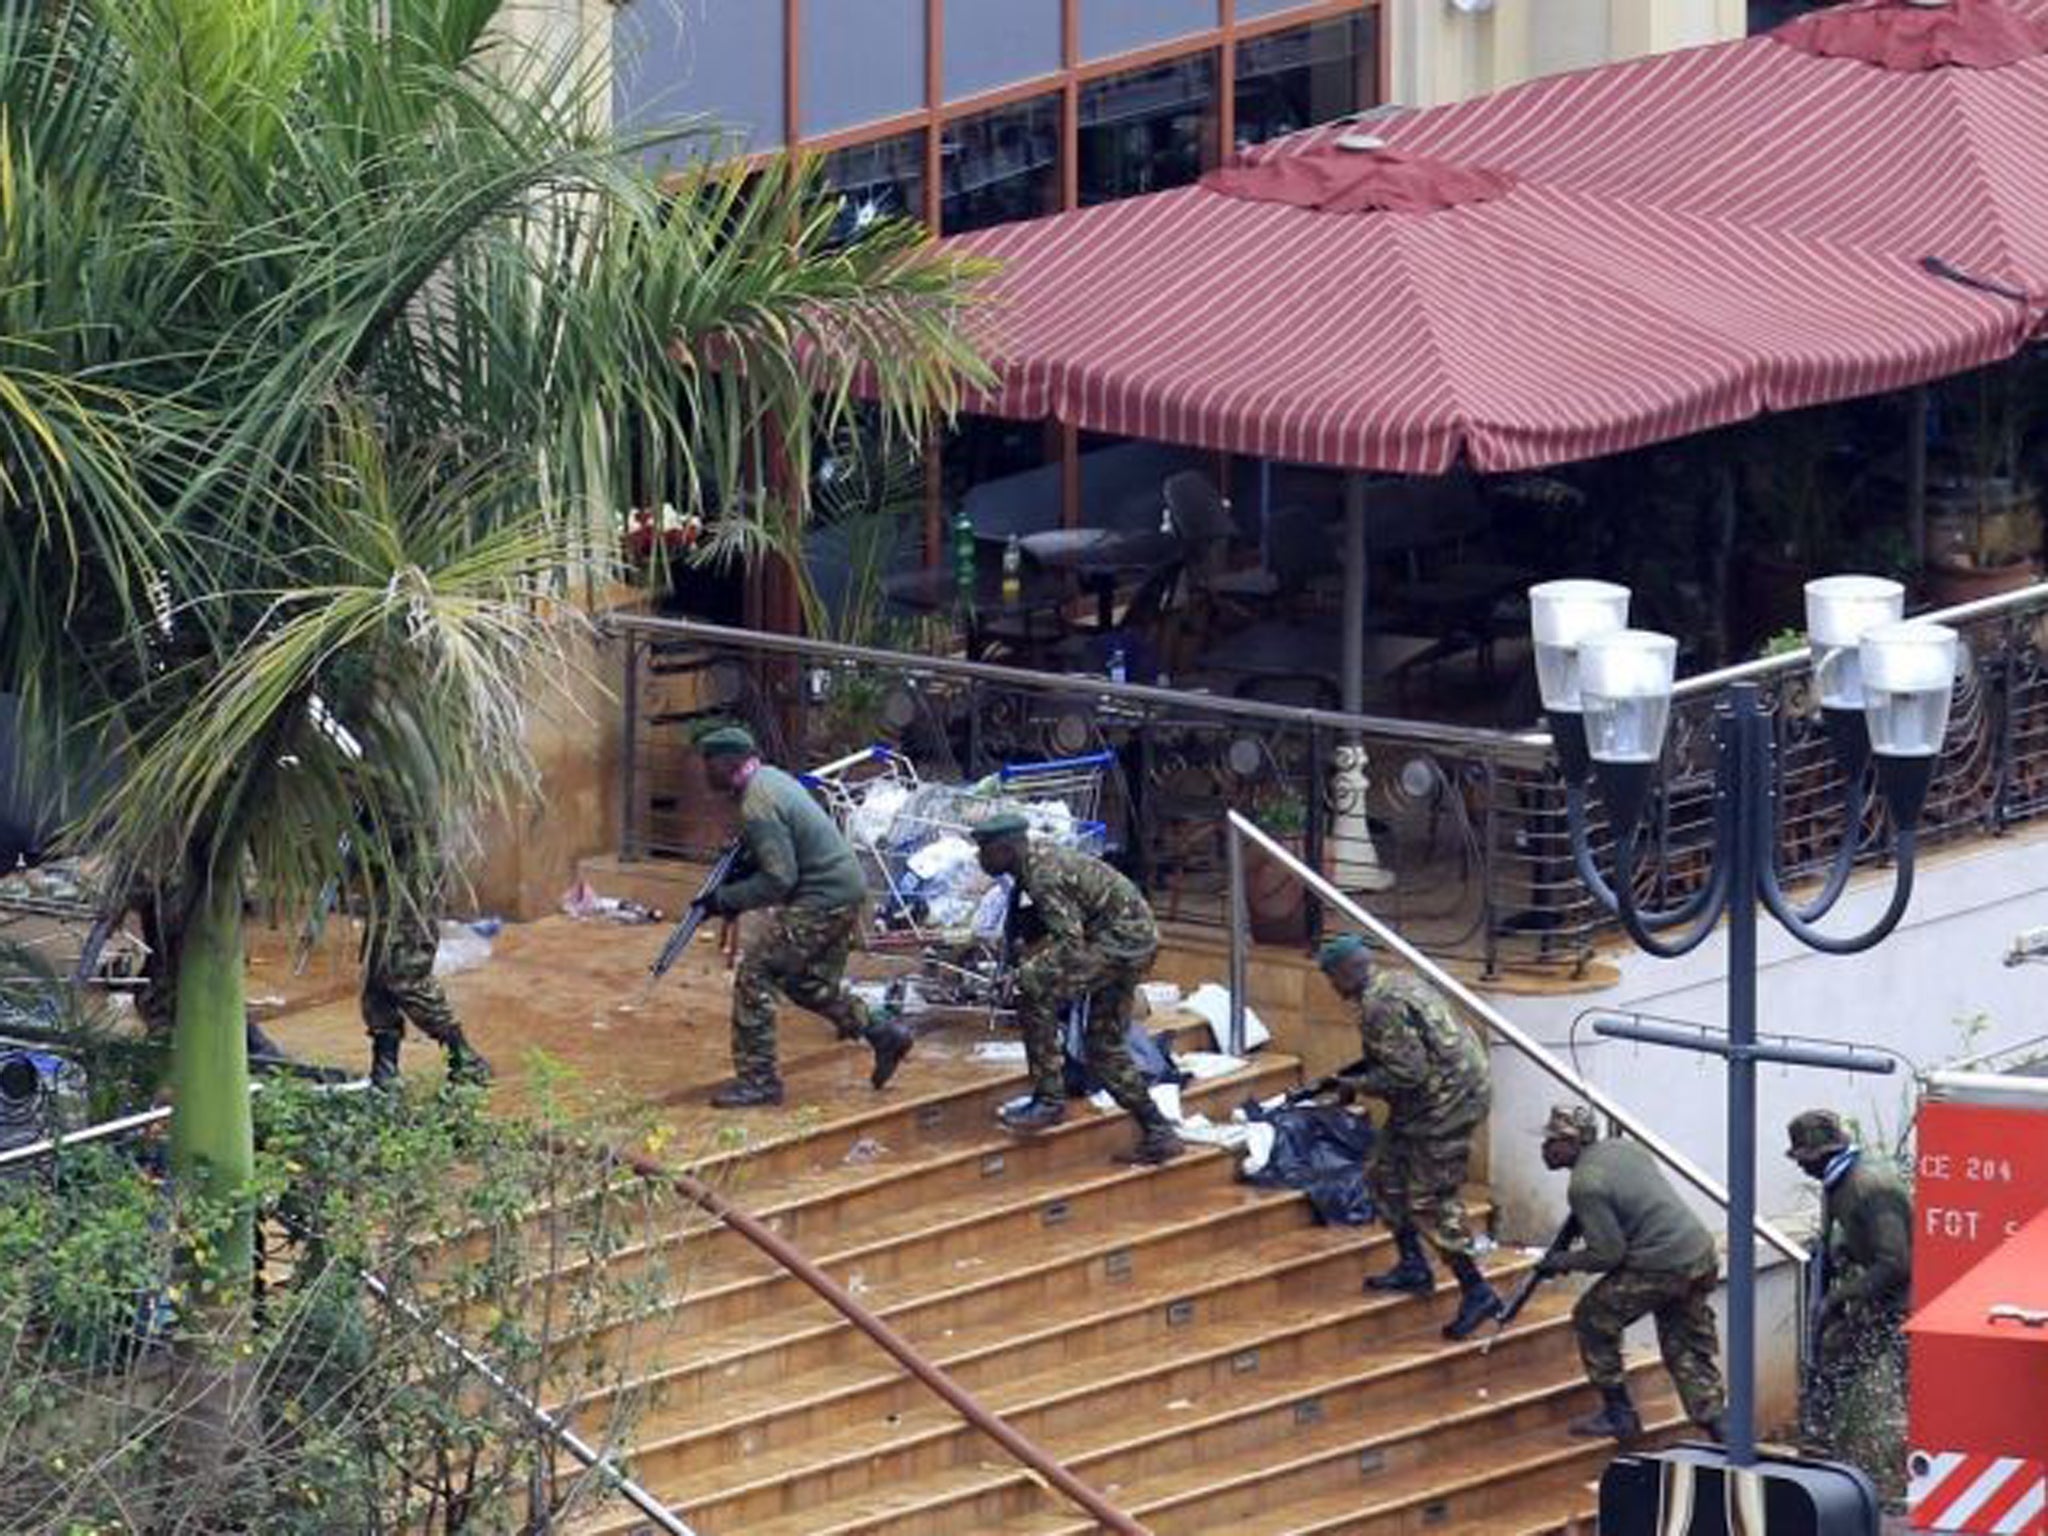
[1786,1108,1911,1450]
[973,814,1182,1165]
[1317,935,1503,1340]
[1537,1103,1726,1442]
[699,727,913,1108]
[361,825,492,1088]
[130,876,285,1061]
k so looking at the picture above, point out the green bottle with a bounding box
[951,509,976,603]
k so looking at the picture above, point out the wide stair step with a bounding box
[523,1009,1654,1536]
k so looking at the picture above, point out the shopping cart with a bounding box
[805,746,1115,1014]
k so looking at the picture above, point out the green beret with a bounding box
[970,811,1031,843]
[1786,1108,1850,1159]
[1315,933,1370,972]
[1542,1103,1600,1145]
[697,725,758,759]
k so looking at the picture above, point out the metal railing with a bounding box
[1221,810,1808,1267]
[612,612,1551,972]
[0,1081,698,1536]
[611,580,2048,977]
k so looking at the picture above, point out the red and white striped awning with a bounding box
[943,0,2048,475]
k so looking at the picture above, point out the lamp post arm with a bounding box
[1606,824,1731,958]
[1759,823,1919,955]
[1767,764,1871,925]
[1565,779,1730,934]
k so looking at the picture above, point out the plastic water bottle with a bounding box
[951,509,975,599]
[1107,643,1128,684]
[1001,535,1023,603]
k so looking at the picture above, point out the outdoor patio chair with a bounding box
[1207,503,1337,621]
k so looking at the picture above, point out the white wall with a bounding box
[1484,823,2048,1246]
[1390,0,1746,109]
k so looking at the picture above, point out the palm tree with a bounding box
[2,0,988,1288]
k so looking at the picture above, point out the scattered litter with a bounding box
[1475,1387,1490,1398]
[559,879,662,924]
[469,916,504,939]
[589,1018,611,1032]
[1138,982,1183,1013]
[246,993,288,1012]
[844,1271,868,1297]
[1177,984,1271,1052]
[1165,1398,1194,1412]
[1472,1233,1498,1256]
[433,922,492,977]
[842,1136,888,1166]
[973,1042,1030,1065]
[1174,1051,1248,1081]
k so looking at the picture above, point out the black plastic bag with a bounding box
[1240,1097,1376,1226]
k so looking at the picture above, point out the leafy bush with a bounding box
[0,1066,693,1534]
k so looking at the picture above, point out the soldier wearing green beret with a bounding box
[697,727,913,1107]
[973,814,1182,1165]
[1537,1102,1726,1442]
[1317,935,1502,1340]
[1786,1108,1911,1454]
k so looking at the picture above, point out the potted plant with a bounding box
[1925,363,2043,606]
[1244,783,1313,945]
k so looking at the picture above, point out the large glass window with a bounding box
[1079,0,1217,62]
[944,0,1062,103]
[940,93,1062,234]
[1233,13,1379,153]
[1078,53,1218,206]
[613,0,785,156]
[801,0,926,137]
[821,130,928,240]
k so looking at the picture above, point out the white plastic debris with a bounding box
[432,922,492,977]
[1174,1051,1248,1081]
[1179,983,1271,1052]
[972,1042,1030,1065]
[842,1136,888,1165]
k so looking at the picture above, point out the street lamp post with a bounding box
[1531,576,1959,1469]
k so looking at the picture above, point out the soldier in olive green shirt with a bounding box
[1786,1108,1911,1453]
[1537,1103,1726,1443]
[698,727,912,1107]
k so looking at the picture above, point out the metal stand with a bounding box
[1561,682,1925,1466]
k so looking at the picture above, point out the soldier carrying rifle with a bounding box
[1536,1102,1726,1444]
[697,727,913,1108]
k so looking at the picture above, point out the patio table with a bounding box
[1019,528,1182,630]
[881,565,1068,662]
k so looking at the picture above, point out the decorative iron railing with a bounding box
[611,581,2048,978]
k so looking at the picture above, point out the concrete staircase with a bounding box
[521,855,1680,1535]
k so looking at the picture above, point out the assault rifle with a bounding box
[1796,1238,1832,1443]
[1493,1214,1582,1333]
[645,839,747,991]
[1283,1060,1372,1106]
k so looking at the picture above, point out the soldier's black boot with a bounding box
[443,1031,494,1087]
[1567,1384,1643,1441]
[999,1095,1067,1133]
[710,1076,785,1108]
[1363,1227,1434,1295]
[865,1017,914,1090]
[1114,1106,1185,1166]
[1442,1254,1506,1340]
[369,1032,403,1089]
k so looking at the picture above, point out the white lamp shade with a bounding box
[1530,580,1631,712]
[1579,629,1678,764]
[1860,621,1959,758]
[1805,575,1906,711]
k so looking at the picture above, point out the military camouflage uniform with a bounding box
[1345,973,1489,1261]
[361,891,464,1052]
[715,765,871,1084]
[1010,841,1158,1115]
[1558,1136,1726,1427]
[1810,1150,1912,1453]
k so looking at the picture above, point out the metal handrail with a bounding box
[1223,809,1808,1266]
[0,1083,695,1535]
[591,1139,1152,1536]
[607,613,1552,758]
